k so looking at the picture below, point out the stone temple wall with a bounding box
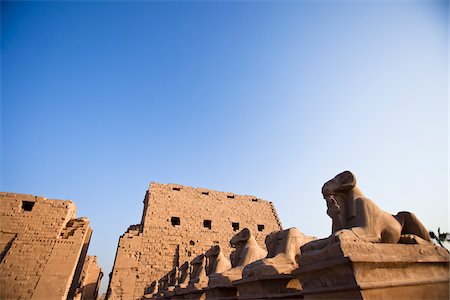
[107,182,282,299]
[74,255,103,300]
[0,192,93,299]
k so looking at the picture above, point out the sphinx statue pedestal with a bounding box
[204,285,237,299]
[294,240,450,300]
[172,287,206,300]
[234,274,302,299]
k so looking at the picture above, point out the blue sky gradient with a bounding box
[1,0,448,294]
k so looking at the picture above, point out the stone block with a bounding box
[294,240,450,300]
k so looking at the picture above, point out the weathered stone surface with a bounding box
[205,245,231,276]
[235,275,302,300]
[74,256,103,300]
[171,246,232,300]
[234,227,315,298]
[296,171,449,299]
[208,228,267,287]
[188,254,208,289]
[107,183,282,299]
[243,227,315,278]
[205,228,267,299]
[303,170,433,252]
[0,192,99,300]
[157,266,180,299]
[295,237,449,299]
[171,262,191,297]
[110,173,447,300]
[178,261,190,287]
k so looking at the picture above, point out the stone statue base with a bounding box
[161,289,175,299]
[171,289,206,300]
[234,274,302,299]
[204,285,238,299]
[170,282,207,300]
[294,240,450,299]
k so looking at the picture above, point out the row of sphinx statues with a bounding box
[148,227,314,299]
[145,171,444,299]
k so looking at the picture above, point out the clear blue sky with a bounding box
[1,0,448,295]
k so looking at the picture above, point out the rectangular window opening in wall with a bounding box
[232,222,240,231]
[202,191,209,195]
[227,195,235,199]
[252,198,258,202]
[172,187,181,191]
[257,224,265,232]
[203,220,212,229]
[22,201,35,212]
[171,217,180,226]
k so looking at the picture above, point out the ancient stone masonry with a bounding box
[0,192,101,300]
[142,172,449,300]
[107,182,282,299]
[4,172,445,299]
[74,255,103,300]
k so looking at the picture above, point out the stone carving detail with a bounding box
[302,171,432,252]
[157,273,169,292]
[145,280,158,297]
[164,266,178,293]
[205,245,231,276]
[176,261,190,288]
[295,239,450,299]
[208,228,267,286]
[230,228,268,268]
[242,227,315,278]
[187,254,208,288]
